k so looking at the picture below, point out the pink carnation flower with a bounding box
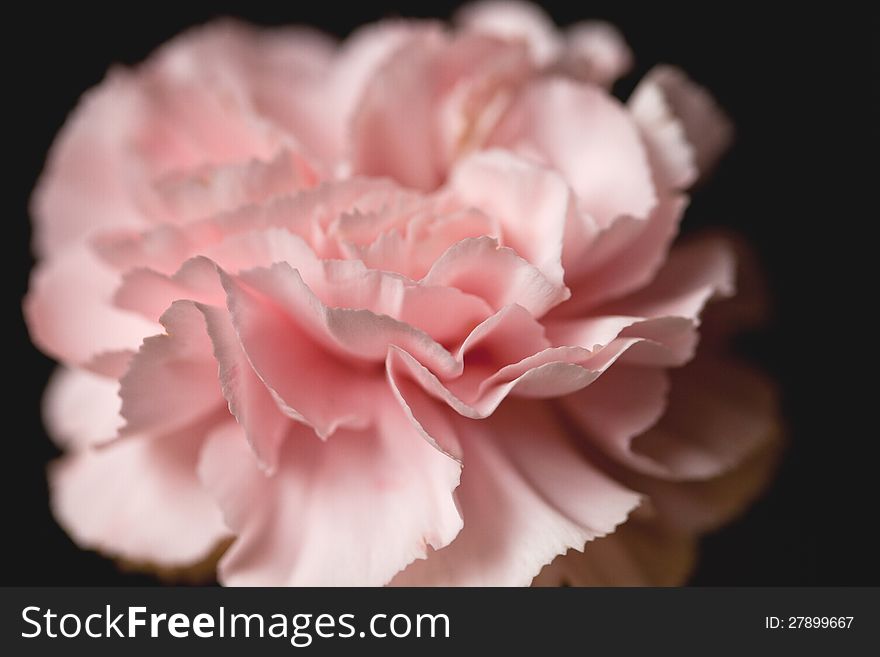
[26,1,780,586]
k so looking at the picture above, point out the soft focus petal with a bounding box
[560,365,671,476]
[351,32,445,190]
[24,241,161,367]
[153,149,317,224]
[30,72,147,258]
[50,416,230,567]
[456,1,561,66]
[561,21,632,87]
[626,436,782,535]
[630,65,733,182]
[557,194,686,312]
[631,356,779,480]
[490,77,656,227]
[198,403,462,586]
[43,367,124,450]
[392,400,640,585]
[227,262,459,375]
[533,517,695,586]
[550,235,736,367]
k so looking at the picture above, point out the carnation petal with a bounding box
[391,400,640,586]
[351,33,445,190]
[630,356,779,481]
[199,405,462,586]
[198,304,292,473]
[49,416,230,567]
[43,367,124,450]
[560,364,671,476]
[423,236,568,317]
[562,21,633,87]
[490,77,656,227]
[533,517,695,586]
[630,65,733,183]
[448,151,572,290]
[456,1,561,66]
[118,301,221,437]
[24,241,161,367]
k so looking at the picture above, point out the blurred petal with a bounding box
[456,1,561,66]
[199,403,462,586]
[43,367,123,450]
[491,77,655,227]
[631,356,780,480]
[50,416,229,567]
[533,518,695,586]
[630,66,732,182]
[24,241,161,367]
[392,400,640,585]
[562,21,632,87]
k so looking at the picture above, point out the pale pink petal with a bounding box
[131,27,287,173]
[118,301,221,437]
[557,194,687,313]
[351,33,445,190]
[198,404,462,586]
[629,74,697,190]
[596,235,736,320]
[630,356,779,480]
[94,178,411,272]
[387,334,639,423]
[242,26,340,165]
[392,400,640,586]
[549,235,736,366]
[423,236,568,317]
[448,150,572,288]
[386,304,553,431]
[560,364,671,476]
[43,367,124,450]
[154,149,317,224]
[630,66,733,182]
[433,36,533,168]
[386,365,465,461]
[113,226,489,347]
[50,416,230,567]
[329,21,434,160]
[456,1,562,66]
[456,303,550,367]
[114,256,226,322]
[198,304,292,473]
[533,517,695,586]
[221,266,391,437]
[228,263,459,376]
[92,224,195,276]
[561,21,633,87]
[353,207,498,280]
[490,77,656,227]
[30,72,147,258]
[24,241,161,367]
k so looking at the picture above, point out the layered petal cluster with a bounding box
[26,1,778,586]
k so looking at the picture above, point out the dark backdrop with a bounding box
[7,2,877,585]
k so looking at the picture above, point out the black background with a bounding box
[6,2,877,585]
